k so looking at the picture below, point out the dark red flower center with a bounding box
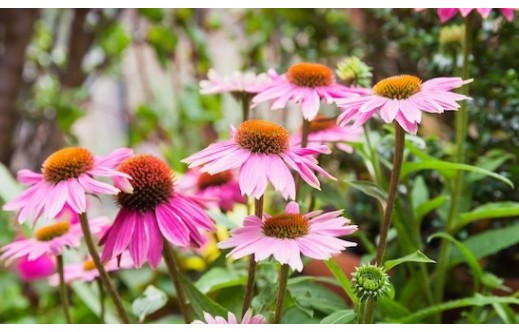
[197,171,233,190]
[287,63,334,88]
[116,155,174,213]
[262,213,309,239]
[42,147,94,183]
[307,115,336,133]
[373,75,422,99]
[35,221,71,241]
[235,120,289,155]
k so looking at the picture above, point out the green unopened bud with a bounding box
[352,264,390,301]
[439,24,464,49]
[336,56,372,87]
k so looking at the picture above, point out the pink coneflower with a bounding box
[251,63,368,121]
[200,69,270,97]
[436,8,517,22]
[0,217,108,265]
[182,120,336,200]
[218,202,357,272]
[178,168,246,212]
[3,147,133,224]
[16,254,56,281]
[291,115,363,153]
[100,155,215,269]
[49,254,133,285]
[193,309,265,324]
[336,75,472,135]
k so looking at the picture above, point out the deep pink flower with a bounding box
[436,8,517,22]
[3,147,133,224]
[16,254,56,282]
[336,75,472,135]
[48,253,133,285]
[182,120,336,200]
[0,217,108,265]
[291,115,363,153]
[100,155,215,269]
[200,69,270,95]
[177,168,246,212]
[218,202,357,272]
[193,309,265,324]
[251,63,368,121]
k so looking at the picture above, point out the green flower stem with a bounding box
[364,123,406,323]
[241,196,264,317]
[272,264,290,324]
[57,255,72,324]
[241,95,252,122]
[97,278,105,324]
[433,12,474,316]
[162,239,193,323]
[78,213,131,324]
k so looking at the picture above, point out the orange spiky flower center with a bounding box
[262,213,309,239]
[197,171,233,190]
[287,63,335,88]
[235,120,290,155]
[34,221,71,241]
[307,115,336,133]
[373,75,422,99]
[116,155,174,213]
[42,147,94,183]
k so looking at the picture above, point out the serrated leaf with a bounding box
[456,202,519,231]
[132,285,168,322]
[384,250,436,271]
[320,309,356,324]
[401,160,513,188]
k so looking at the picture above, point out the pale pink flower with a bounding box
[336,75,472,135]
[218,202,357,272]
[3,147,133,224]
[200,69,270,96]
[193,309,265,324]
[290,115,363,153]
[48,253,133,285]
[436,8,518,22]
[182,120,336,200]
[251,63,368,121]
[0,217,108,265]
[177,168,246,212]
[100,155,215,269]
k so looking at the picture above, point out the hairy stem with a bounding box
[78,213,131,323]
[434,13,474,318]
[162,239,193,323]
[57,255,72,323]
[241,196,264,317]
[272,264,290,324]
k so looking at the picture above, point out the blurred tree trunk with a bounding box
[0,9,38,165]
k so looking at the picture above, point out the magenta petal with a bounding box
[66,179,87,214]
[78,174,119,195]
[155,204,190,246]
[129,217,149,268]
[17,169,44,185]
[145,216,163,269]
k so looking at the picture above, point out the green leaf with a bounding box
[456,202,519,230]
[345,180,387,209]
[400,160,513,188]
[450,223,519,266]
[467,150,514,183]
[132,285,168,322]
[195,267,246,294]
[70,282,119,323]
[393,294,519,323]
[324,258,358,306]
[428,233,483,285]
[415,195,449,223]
[384,250,436,271]
[411,176,429,210]
[288,279,348,315]
[320,309,356,324]
[178,273,228,319]
[206,210,239,229]
[0,163,21,202]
